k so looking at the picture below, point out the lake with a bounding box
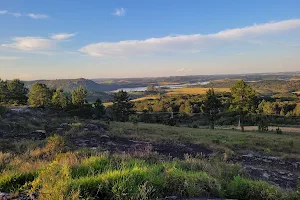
[110,82,210,92]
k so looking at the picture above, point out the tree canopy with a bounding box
[201,88,221,129]
[111,90,134,121]
[71,86,87,106]
[28,83,52,108]
[230,80,257,131]
[52,88,69,109]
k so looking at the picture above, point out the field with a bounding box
[240,126,300,133]
[109,122,300,155]
[103,96,159,107]
[1,110,300,199]
[166,87,230,95]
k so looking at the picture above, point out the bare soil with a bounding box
[70,133,300,189]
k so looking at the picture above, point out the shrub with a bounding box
[0,172,35,192]
[163,168,221,197]
[31,161,78,200]
[226,176,281,200]
[0,105,7,117]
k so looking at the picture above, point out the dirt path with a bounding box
[69,134,212,159]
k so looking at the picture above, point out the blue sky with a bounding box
[1,0,300,80]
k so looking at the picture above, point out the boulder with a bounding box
[30,130,46,140]
[59,123,70,130]
[100,134,111,142]
[84,123,99,131]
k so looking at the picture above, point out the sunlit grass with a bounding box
[166,87,230,95]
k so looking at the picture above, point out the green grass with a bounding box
[0,137,299,199]
[34,153,299,200]
[109,122,300,155]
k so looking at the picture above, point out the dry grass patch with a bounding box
[167,88,230,95]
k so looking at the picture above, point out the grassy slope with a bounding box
[109,122,300,155]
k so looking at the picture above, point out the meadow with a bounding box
[1,112,300,199]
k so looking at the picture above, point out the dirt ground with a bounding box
[69,133,300,189]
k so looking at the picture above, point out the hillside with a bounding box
[24,78,114,102]
[24,78,103,92]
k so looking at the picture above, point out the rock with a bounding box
[263,172,270,179]
[106,141,116,146]
[165,196,178,200]
[29,192,38,200]
[56,128,64,135]
[0,192,10,200]
[30,130,46,140]
[100,134,110,140]
[84,123,99,131]
[59,123,70,130]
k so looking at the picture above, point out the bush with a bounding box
[0,172,35,192]
[0,105,7,117]
[226,176,286,200]
[32,161,78,200]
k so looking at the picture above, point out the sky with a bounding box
[1,0,300,80]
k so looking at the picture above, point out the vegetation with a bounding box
[0,79,28,105]
[201,88,221,129]
[1,74,300,199]
[71,86,87,106]
[110,90,134,122]
[0,119,299,199]
[230,80,257,132]
[52,88,69,109]
[28,83,52,108]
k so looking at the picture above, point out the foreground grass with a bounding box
[1,147,298,200]
[109,122,300,155]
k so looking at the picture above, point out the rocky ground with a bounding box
[1,119,300,199]
[66,123,300,190]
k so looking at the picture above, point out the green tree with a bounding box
[179,101,193,115]
[257,100,273,115]
[7,79,28,105]
[71,86,87,106]
[28,83,52,107]
[146,84,156,92]
[52,88,69,109]
[201,88,221,129]
[230,80,257,132]
[93,98,105,118]
[0,79,9,104]
[111,90,134,121]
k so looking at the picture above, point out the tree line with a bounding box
[1,78,299,131]
[135,80,300,131]
[0,79,134,121]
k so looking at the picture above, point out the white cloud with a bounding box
[51,33,76,40]
[27,13,48,19]
[80,19,300,57]
[0,56,22,60]
[112,8,126,16]
[10,12,22,17]
[0,10,48,19]
[1,37,54,51]
[176,68,185,72]
[0,10,8,14]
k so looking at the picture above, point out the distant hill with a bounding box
[24,78,104,92]
[24,78,115,102]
